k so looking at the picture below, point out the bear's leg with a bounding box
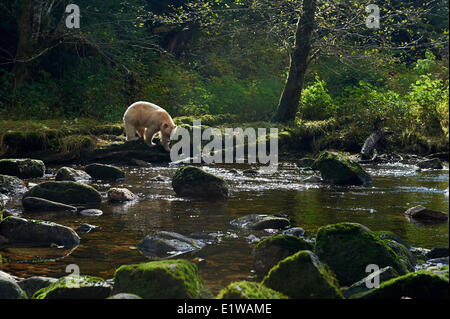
[125,121,139,141]
[160,132,171,152]
[143,125,159,147]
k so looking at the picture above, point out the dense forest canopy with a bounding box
[0,0,448,150]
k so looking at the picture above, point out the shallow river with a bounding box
[1,161,449,294]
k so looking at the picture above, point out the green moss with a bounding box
[382,239,416,271]
[262,250,343,299]
[353,270,449,299]
[33,275,111,299]
[113,259,208,299]
[314,223,408,286]
[217,281,288,299]
[56,135,96,156]
[374,231,411,250]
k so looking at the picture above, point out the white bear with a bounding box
[123,101,176,152]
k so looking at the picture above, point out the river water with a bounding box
[1,161,448,294]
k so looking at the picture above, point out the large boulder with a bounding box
[0,159,45,179]
[417,158,443,170]
[313,151,372,185]
[405,206,448,221]
[341,266,399,298]
[353,270,449,299]
[85,163,125,181]
[0,270,27,299]
[22,197,77,213]
[230,214,290,230]
[23,181,102,206]
[314,223,408,286]
[113,259,207,299]
[252,235,314,278]
[0,174,28,196]
[0,216,80,247]
[55,167,91,182]
[33,275,112,299]
[217,281,288,299]
[262,250,343,299]
[137,231,206,258]
[18,276,58,298]
[172,166,228,200]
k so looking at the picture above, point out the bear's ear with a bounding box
[163,123,169,129]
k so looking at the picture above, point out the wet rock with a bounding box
[0,234,8,245]
[0,270,27,299]
[0,159,45,179]
[426,257,449,267]
[76,223,100,234]
[217,281,288,299]
[405,206,448,221]
[253,235,314,278]
[353,270,449,299]
[245,234,260,244]
[23,181,102,206]
[426,248,449,259]
[303,175,322,183]
[230,214,290,230]
[0,216,80,247]
[297,157,315,168]
[313,151,372,185]
[314,223,408,286]
[172,166,228,201]
[262,250,343,299]
[130,159,151,167]
[382,239,416,271]
[113,259,207,299]
[18,277,58,298]
[342,266,399,298]
[149,175,168,182]
[33,275,112,299]
[374,230,411,250]
[137,231,206,258]
[22,197,77,213]
[80,209,103,217]
[55,167,91,182]
[243,169,259,175]
[107,188,139,202]
[108,293,142,299]
[282,227,305,237]
[0,174,28,196]
[85,163,125,181]
[228,169,239,174]
[417,158,443,170]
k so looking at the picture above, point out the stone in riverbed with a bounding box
[405,206,448,221]
[33,275,112,299]
[0,216,80,247]
[113,259,207,299]
[262,250,343,299]
[314,223,408,286]
[18,276,58,299]
[230,214,290,230]
[252,235,314,278]
[108,293,142,299]
[313,151,372,185]
[0,174,28,196]
[22,197,77,213]
[0,159,45,179]
[426,248,449,259]
[80,209,103,217]
[0,270,27,299]
[85,163,125,181]
[341,266,399,298]
[417,158,443,170]
[23,181,102,206]
[107,188,138,202]
[76,223,100,234]
[172,166,228,201]
[55,167,91,182]
[217,281,288,299]
[137,231,206,258]
[282,227,306,237]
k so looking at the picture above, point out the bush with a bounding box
[298,77,334,121]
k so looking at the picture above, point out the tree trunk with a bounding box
[273,0,317,123]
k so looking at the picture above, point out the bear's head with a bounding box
[160,122,177,151]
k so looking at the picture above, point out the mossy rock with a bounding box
[382,239,416,271]
[113,259,207,299]
[33,275,112,299]
[253,235,314,278]
[374,231,411,250]
[262,250,343,299]
[55,167,91,182]
[85,163,125,181]
[0,159,45,179]
[313,151,372,185]
[23,181,102,206]
[314,223,408,286]
[172,166,228,200]
[0,271,27,299]
[0,174,27,195]
[353,270,449,299]
[217,281,288,299]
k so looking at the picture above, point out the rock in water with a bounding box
[0,159,45,179]
[0,271,27,299]
[85,163,125,181]
[217,281,288,299]
[107,188,138,202]
[417,158,443,170]
[22,197,77,212]
[230,214,290,230]
[55,167,91,182]
[23,181,102,206]
[0,174,28,196]
[313,151,372,185]
[262,250,343,299]
[113,259,207,299]
[405,206,448,221]
[341,266,399,298]
[79,209,103,217]
[172,166,228,200]
[137,231,206,258]
[0,216,80,247]
[18,277,58,299]
[314,223,408,286]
